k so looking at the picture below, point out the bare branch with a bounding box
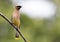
[0,13,27,42]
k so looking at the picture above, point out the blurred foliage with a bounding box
[0,0,60,42]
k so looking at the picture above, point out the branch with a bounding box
[0,13,27,42]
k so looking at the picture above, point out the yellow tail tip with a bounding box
[15,38,20,40]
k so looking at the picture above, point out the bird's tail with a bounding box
[15,31,20,40]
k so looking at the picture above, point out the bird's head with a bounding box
[16,6,22,10]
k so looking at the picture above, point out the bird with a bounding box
[11,6,22,40]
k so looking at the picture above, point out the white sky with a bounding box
[12,0,57,19]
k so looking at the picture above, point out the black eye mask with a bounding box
[16,6,22,10]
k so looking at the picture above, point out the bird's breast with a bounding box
[12,18,20,26]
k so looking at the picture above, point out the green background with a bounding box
[0,0,60,42]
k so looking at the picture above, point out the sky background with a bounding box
[12,0,57,19]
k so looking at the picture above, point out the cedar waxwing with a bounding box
[11,6,22,39]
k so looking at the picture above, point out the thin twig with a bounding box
[0,13,27,42]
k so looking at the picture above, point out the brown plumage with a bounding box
[11,6,22,39]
